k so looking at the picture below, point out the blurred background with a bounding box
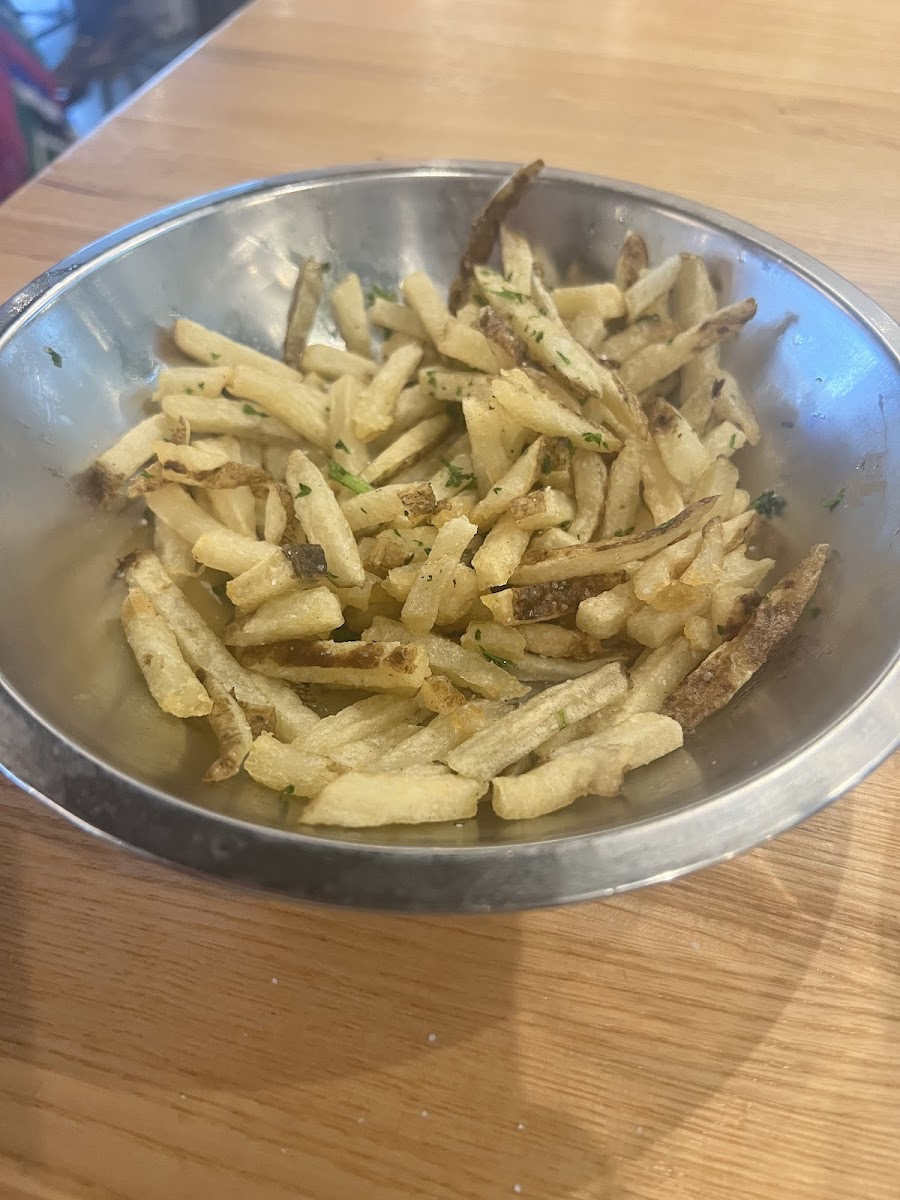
[0,0,243,200]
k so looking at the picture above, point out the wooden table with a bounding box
[1,2,898,1197]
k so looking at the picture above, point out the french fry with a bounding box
[418,675,468,715]
[499,224,534,295]
[174,318,303,388]
[330,272,371,358]
[511,652,627,682]
[553,283,625,323]
[153,365,232,400]
[485,571,626,626]
[244,733,337,797]
[162,394,297,442]
[123,552,319,737]
[551,711,684,772]
[225,586,343,646]
[362,616,529,700]
[391,384,443,433]
[475,265,646,438]
[492,752,601,819]
[121,588,212,717]
[463,393,519,491]
[471,511,532,590]
[647,397,710,490]
[144,484,235,547]
[575,581,640,639]
[566,310,608,355]
[470,435,548,530]
[510,498,716,585]
[400,516,476,636]
[91,413,172,496]
[618,299,757,394]
[527,528,579,555]
[478,307,527,369]
[300,343,378,381]
[519,624,606,660]
[151,440,269,492]
[624,254,683,321]
[354,342,424,442]
[639,438,685,524]
[662,545,828,729]
[430,443,477,502]
[617,636,702,719]
[225,544,327,610]
[153,517,202,580]
[368,297,428,340]
[300,772,484,827]
[712,371,760,445]
[447,662,626,780]
[298,695,423,755]
[341,481,437,533]
[283,258,326,366]
[200,672,254,783]
[374,700,511,770]
[568,450,607,542]
[404,271,500,372]
[418,368,485,404]
[490,370,620,452]
[674,253,718,421]
[360,414,453,485]
[703,420,747,460]
[460,620,527,663]
[613,230,649,290]
[286,449,365,587]
[330,725,422,769]
[204,483,258,540]
[228,365,330,450]
[263,485,289,543]
[600,316,678,367]
[598,438,641,539]
[241,638,430,693]
[326,374,370,473]
[690,455,739,519]
[509,487,576,531]
[710,584,761,639]
[191,528,278,576]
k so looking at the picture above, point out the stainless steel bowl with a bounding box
[0,162,897,911]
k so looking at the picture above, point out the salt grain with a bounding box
[272,977,278,985]
[427,1032,437,1044]
[513,1186,522,1195]
[421,1109,429,1118]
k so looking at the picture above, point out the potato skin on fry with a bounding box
[662,544,828,730]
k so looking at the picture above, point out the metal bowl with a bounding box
[0,162,897,911]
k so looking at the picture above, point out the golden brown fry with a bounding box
[286,448,365,587]
[200,672,254,783]
[284,258,326,366]
[224,586,343,646]
[301,772,484,827]
[510,498,716,585]
[242,638,431,693]
[662,544,829,730]
[121,588,212,717]
[228,364,331,450]
[448,158,544,311]
[613,230,649,290]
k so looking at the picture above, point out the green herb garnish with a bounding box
[613,527,635,537]
[716,624,725,635]
[750,489,787,518]
[442,458,476,490]
[243,403,268,417]
[582,432,608,449]
[480,647,514,670]
[325,570,339,582]
[334,439,348,452]
[44,346,63,367]
[328,461,373,494]
[556,709,568,731]
[534,330,544,343]
[474,628,482,641]
[556,350,571,366]
[295,483,312,498]
[366,283,397,305]
[822,488,845,512]
[186,386,195,394]
[210,351,221,360]
[494,287,527,303]
[729,433,737,449]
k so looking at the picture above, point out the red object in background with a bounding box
[0,24,71,200]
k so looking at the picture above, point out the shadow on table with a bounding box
[0,782,854,1199]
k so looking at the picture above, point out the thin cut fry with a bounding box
[284,258,326,366]
[121,588,212,717]
[201,672,254,783]
[330,272,371,358]
[228,365,330,450]
[301,772,484,827]
[286,449,365,587]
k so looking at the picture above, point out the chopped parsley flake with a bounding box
[534,330,544,343]
[556,709,568,731]
[44,346,63,367]
[480,647,514,670]
[716,624,725,635]
[328,461,373,493]
[186,387,195,394]
[729,433,737,449]
[750,489,787,518]
[474,628,482,641]
[325,570,339,582]
[556,350,572,366]
[366,283,397,305]
[613,527,635,537]
[493,486,503,494]
[242,403,268,417]
[282,784,295,796]
[210,352,221,360]
[295,483,311,498]
[197,381,205,390]
[582,432,608,449]
[441,457,476,490]
[822,487,845,512]
[493,287,527,303]
[334,439,348,452]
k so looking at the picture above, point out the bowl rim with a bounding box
[0,159,898,912]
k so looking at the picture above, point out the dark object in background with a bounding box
[0,3,72,199]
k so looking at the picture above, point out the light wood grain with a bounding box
[0,1,898,1197]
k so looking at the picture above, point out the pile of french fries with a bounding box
[95,162,827,827]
